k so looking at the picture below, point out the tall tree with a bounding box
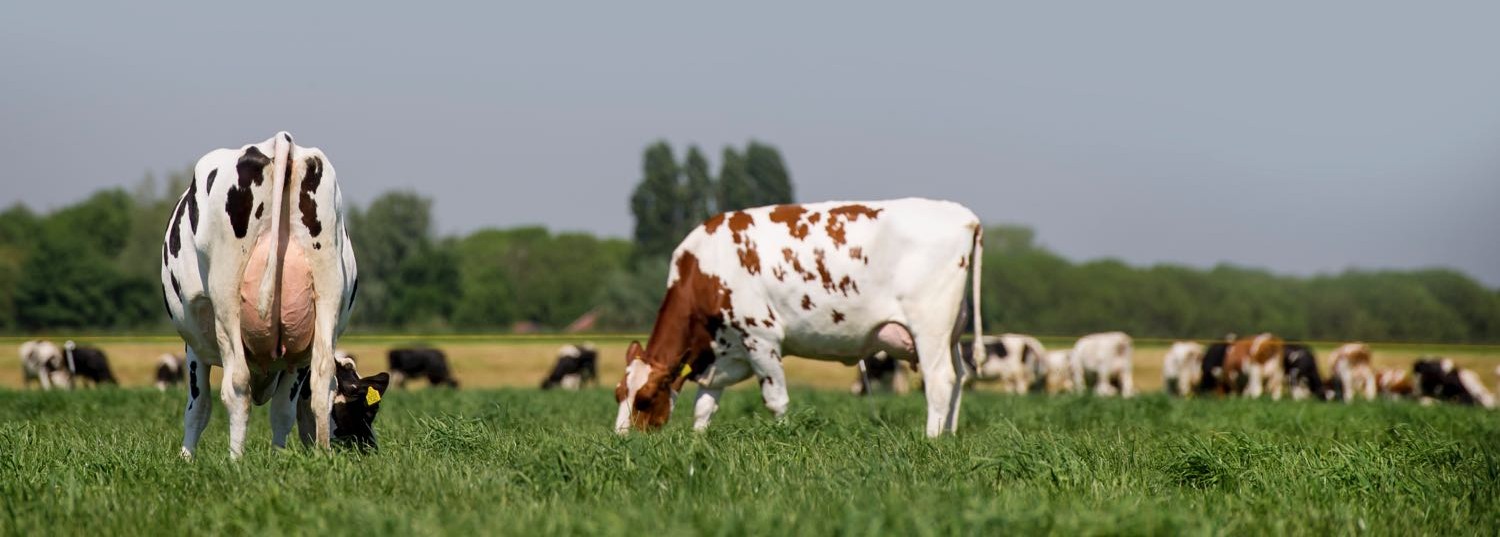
[346,191,441,326]
[681,146,716,226]
[629,141,683,260]
[716,146,754,213]
[744,141,793,206]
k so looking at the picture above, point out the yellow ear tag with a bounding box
[680,363,693,377]
[365,386,382,405]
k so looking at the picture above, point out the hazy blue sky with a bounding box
[3,2,1497,285]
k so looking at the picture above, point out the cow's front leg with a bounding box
[1358,367,1377,401]
[1244,363,1264,398]
[1267,363,1284,401]
[1118,361,1136,398]
[181,348,213,460]
[269,369,299,449]
[691,358,750,431]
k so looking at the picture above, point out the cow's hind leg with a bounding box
[269,369,299,449]
[181,347,213,459]
[917,334,963,437]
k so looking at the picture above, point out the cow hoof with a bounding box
[179,447,194,461]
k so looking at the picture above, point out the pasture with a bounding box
[3,337,1499,535]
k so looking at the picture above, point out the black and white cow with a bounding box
[1195,342,1231,395]
[1281,343,1325,401]
[388,348,460,389]
[161,132,384,459]
[155,353,185,391]
[19,339,70,390]
[541,344,596,390]
[852,351,911,395]
[63,341,117,386]
[1412,357,1496,408]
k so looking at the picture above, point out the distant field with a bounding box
[1,387,1497,535]
[3,335,1498,394]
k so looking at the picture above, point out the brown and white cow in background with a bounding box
[1041,350,1076,395]
[1328,343,1376,403]
[1070,331,1134,397]
[161,133,385,459]
[19,340,70,390]
[1222,333,1285,399]
[614,199,984,437]
[1162,341,1204,397]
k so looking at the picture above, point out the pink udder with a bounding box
[239,236,316,360]
[875,323,915,358]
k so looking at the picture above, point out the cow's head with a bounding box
[614,341,676,434]
[330,359,390,450]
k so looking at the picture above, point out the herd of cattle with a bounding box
[13,133,1499,458]
[852,331,1498,408]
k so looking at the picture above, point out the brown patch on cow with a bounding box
[801,294,814,310]
[958,256,967,268]
[768,204,810,240]
[738,243,761,275]
[702,213,726,235]
[807,212,821,224]
[848,247,863,261]
[831,310,846,324]
[824,204,884,249]
[771,266,787,282]
[836,275,859,296]
[765,306,777,322]
[783,247,814,282]
[813,248,835,293]
[1220,334,1285,394]
[743,317,759,329]
[616,252,734,431]
[726,211,754,244]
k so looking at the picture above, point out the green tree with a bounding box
[744,141,793,206]
[681,146,716,225]
[716,147,753,212]
[629,141,683,260]
[346,191,440,327]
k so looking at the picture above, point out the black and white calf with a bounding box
[389,348,460,389]
[161,132,383,459]
[19,340,70,390]
[541,344,596,390]
[155,354,185,391]
[852,351,911,395]
[1195,342,1231,395]
[63,341,117,386]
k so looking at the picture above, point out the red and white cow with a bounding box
[1162,341,1204,397]
[1329,343,1376,403]
[614,199,984,437]
[161,132,384,459]
[1070,332,1135,397]
[1222,333,1286,399]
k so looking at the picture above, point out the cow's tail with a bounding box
[968,225,984,372]
[254,132,294,321]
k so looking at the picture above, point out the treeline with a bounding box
[1,141,1497,342]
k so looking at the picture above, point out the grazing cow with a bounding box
[1412,358,1496,408]
[613,199,984,437]
[1222,334,1285,399]
[966,335,1039,394]
[1375,367,1415,399]
[63,341,117,386]
[1327,343,1376,403]
[541,344,598,390]
[851,351,911,395]
[155,353,186,391]
[1281,343,1324,401]
[1162,341,1204,397]
[388,348,460,389]
[19,340,70,390]
[161,133,382,459]
[1069,332,1134,397]
[1195,341,1232,395]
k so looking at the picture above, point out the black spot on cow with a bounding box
[349,277,358,306]
[186,177,199,233]
[299,156,323,237]
[168,194,187,257]
[283,132,292,142]
[205,168,217,193]
[255,203,264,219]
[169,274,182,298]
[313,242,321,250]
[189,361,200,402]
[162,291,172,318]
[226,147,270,238]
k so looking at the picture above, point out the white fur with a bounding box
[1070,332,1134,397]
[1162,341,1204,397]
[1330,343,1376,403]
[19,340,69,390]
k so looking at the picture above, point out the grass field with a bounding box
[3,336,1499,535]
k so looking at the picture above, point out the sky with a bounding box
[3,2,1497,285]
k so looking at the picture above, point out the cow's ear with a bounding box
[363,372,390,395]
[626,341,644,365]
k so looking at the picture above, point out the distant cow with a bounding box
[1070,332,1134,397]
[1375,367,1415,399]
[1327,343,1376,403]
[1195,342,1232,395]
[20,340,70,390]
[1412,357,1495,408]
[63,341,117,386]
[1041,350,1076,394]
[388,348,459,388]
[1222,334,1285,399]
[852,351,911,395]
[1281,343,1324,401]
[1162,341,1204,397]
[966,335,1039,394]
[542,343,598,390]
[155,353,186,391]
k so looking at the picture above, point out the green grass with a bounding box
[2,388,1497,536]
